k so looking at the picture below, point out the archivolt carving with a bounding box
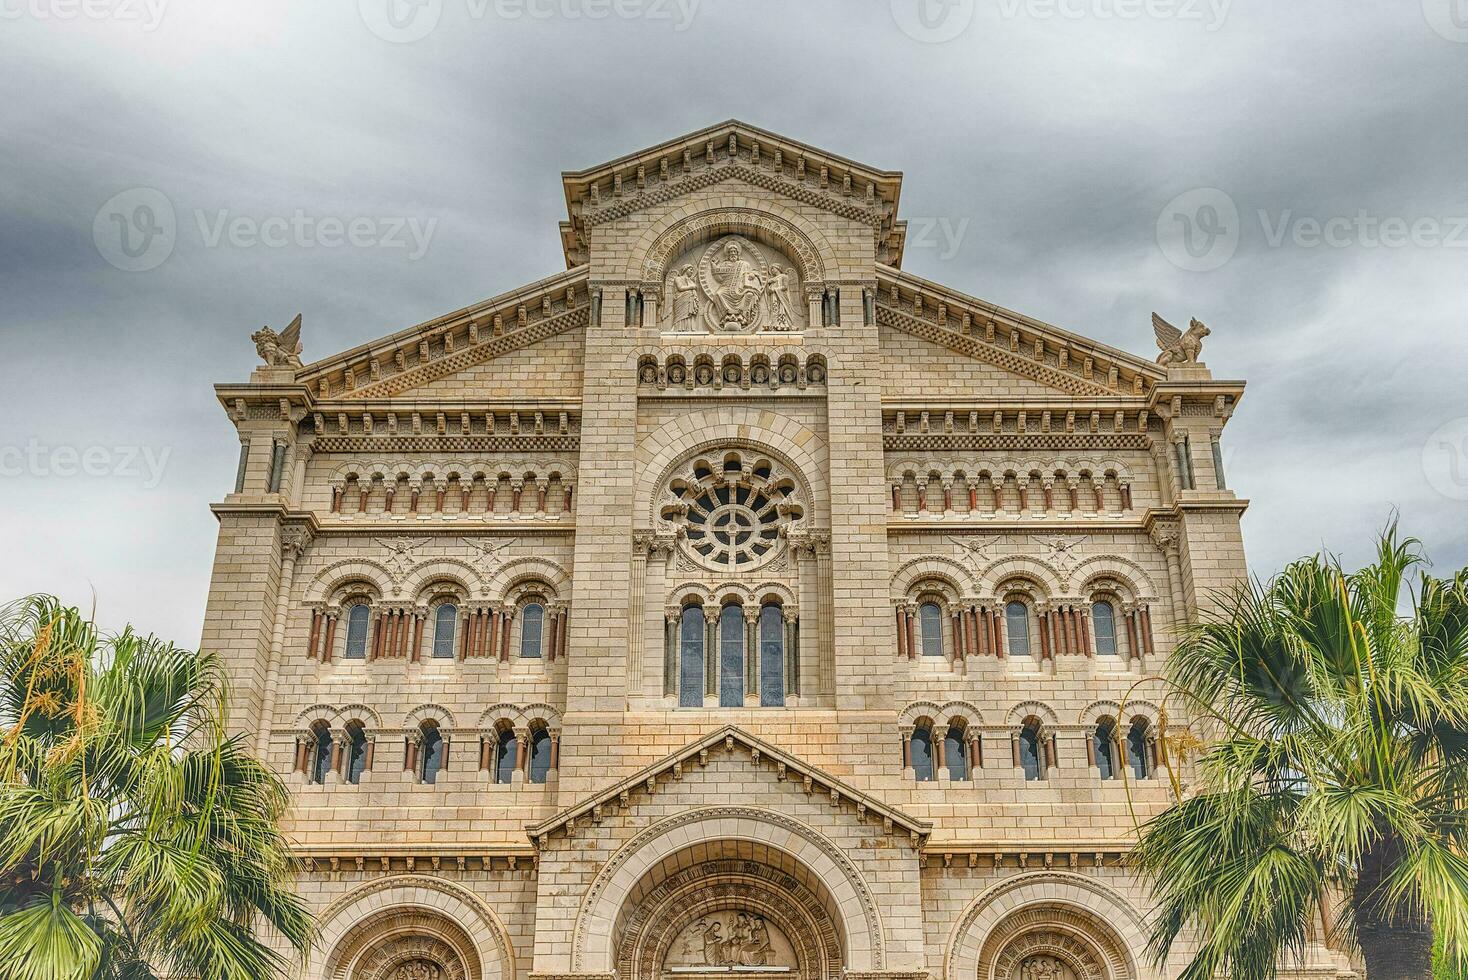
[890,557,974,600]
[979,558,1067,599]
[307,560,395,604]
[1005,701,1060,726]
[294,703,384,729]
[638,208,828,288]
[317,876,513,980]
[476,702,562,730]
[484,557,570,598]
[943,872,1145,980]
[1066,557,1157,602]
[569,806,884,973]
[402,703,457,730]
[900,700,984,728]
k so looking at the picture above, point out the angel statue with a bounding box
[252,313,304,367]
[1152,312,1210,366]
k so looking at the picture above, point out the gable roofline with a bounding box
[525,724,931,844]
[876,265,1168,382]
[559,120,905,268]
[291,265,589,389]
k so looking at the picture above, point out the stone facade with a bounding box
[202,122,1354,980]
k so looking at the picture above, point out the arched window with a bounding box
[910,725,935,782]
[1092,600,1118,656]
[344,602,371,659]
[418,723,444,785]
[1128,719,1152,780]
[345,721,368,785]
[1094,718,1117,780]
[309,723,332,784]
[919,601,944,657]
[433,603,458,658]
[679,604,706,708]
[719,603,745,707]
[1019,720,1044,781]
[1006,600,1031,657]
[758,603,785,707]
[520,602,545,658]
[528,728,552,784]
[944,724,969,780]
[494,728,517,784]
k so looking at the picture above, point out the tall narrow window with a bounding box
[919,602,944,657]
[433,603,458,658]
[945,725,969,780]
[344,603,370,660]
[310,724,332,784]
[494,728,517,784]
[1092,600,1117,656]
[419,724,444,784]
[910,726,935,782]
[528,728,552,784]
[678,605,706,707]
[758,603,785,707]
[1095,719,1117,780]
[345,722,368,784]
[1005,601,1031,657]
[719,604,744,707]
[520,602,544,658]
[1128,719,1152,780]
[1019,722,1043,781]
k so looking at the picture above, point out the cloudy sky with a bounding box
[2,0,1465,643]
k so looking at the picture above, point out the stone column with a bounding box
[255,523,312,756]
[628,533,650,697]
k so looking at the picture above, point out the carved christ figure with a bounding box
[765,265,796,329]
[708,242,765,330]
[670,264,701,332]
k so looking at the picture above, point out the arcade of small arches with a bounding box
[293,704,564,788]
[663,591,800,709]
[305,578,569,665]
[898,701,1162,785]
[893,578,1156,668]
[328,463,575,519]
[887,461,1134,519]
[637,351,828,390]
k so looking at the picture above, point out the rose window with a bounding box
[659,452,805,571]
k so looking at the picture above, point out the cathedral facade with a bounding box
[203,122,1349,980]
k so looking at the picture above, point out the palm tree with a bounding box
[0,595,311,980]
[1134,525,1468,980]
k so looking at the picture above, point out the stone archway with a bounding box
[612,840,846,980]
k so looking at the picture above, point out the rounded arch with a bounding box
[571,807,884,973]
[485,557,570,600]
[1005,701,1060,727]
[944,872,1146,980]
[400,560,482,601]
[890,556,974,601]
[636,407,830,527]
[475,702,563,730]
[317,875,514,980]
[978,558,1065,599]
[635,207,831,287]
[402,703,457,730]
[1068,556,1158,602]
[306,561,395,605]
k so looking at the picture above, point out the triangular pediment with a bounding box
[559,120,906,267]
[876,266,1166,399]
[293,267,588,400]
[526,725,930,846]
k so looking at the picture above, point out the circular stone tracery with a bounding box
[659,451,805,572]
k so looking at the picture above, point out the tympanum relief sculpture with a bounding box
[1017,956,1072,980]
[666,911,794,971]
[664,236,805,334]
